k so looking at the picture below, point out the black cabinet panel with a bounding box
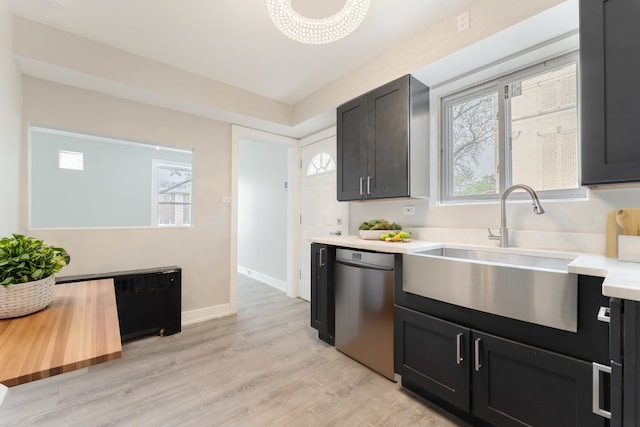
[337,96,367,200]
[623,300,640,427]
[580,0,640,184]
[368,78,409,199]
[472,330,605,427]
[336,75,429,201]
[310,243,335,345]
[395,306,470,411]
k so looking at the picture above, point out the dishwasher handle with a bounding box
[335,259,394,272]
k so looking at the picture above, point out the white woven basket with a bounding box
[0,275,55,319]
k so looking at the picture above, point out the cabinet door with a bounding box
[581,0,640,184]
[622,300,640,427]
[337,95,367,201]
[395,306,471,411]
[367,76,410,199]
[472,330,606,427]
[310,244,334,345]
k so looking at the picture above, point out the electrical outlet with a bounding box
[403,206,416,216]
[458,10,470,33]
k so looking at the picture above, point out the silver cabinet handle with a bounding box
[366,176,372,195]
[329,231,342,236]
[597,306,611,323]
[359,177,364,196]
[456,333,464,365]
[592,362,612,419]
[319,248,325,267]
[474,338,482,371]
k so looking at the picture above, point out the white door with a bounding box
[299,136,347,301]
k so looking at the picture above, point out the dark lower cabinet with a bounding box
[611,298,640,427]
[395,306,470,411]
[310,243,335,345]
[395,305,607,427]
[472,330,605,427]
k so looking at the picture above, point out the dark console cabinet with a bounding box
[57,266,182,341]
[580,0,640,184]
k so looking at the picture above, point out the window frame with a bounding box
[151,159,193,227]
[440,51,585,204]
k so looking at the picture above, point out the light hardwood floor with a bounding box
[0,275,470,426]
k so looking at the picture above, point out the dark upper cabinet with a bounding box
[337,75,429,201]
[580,0,640,185]
[310,243,334,345]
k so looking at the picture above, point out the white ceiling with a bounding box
[8,0,474,105]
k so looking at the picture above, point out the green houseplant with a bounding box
[0,234,69,318]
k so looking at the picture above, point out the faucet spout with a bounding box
[494,184,545,248]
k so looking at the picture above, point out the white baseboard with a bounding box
[182,303,233,326]
[0,383,7,407]
[237,266,287,293]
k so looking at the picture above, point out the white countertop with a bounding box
[310,235,640,301]
[309,235,442,254]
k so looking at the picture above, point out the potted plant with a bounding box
[0,234,70,319]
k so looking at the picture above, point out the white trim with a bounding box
[299,126,336,147]
[0,384,7,407]
[237,267,287,293]
[181,303,233,326]
[29,125,192,154]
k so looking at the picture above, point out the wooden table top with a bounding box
[0,279,122,387]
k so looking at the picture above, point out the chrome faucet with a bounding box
[488,184,545,248]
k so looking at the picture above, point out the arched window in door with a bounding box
[307,152,336,176]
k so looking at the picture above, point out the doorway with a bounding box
[299,129,347,301]
[231,126,299,313]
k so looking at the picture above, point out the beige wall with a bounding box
[0,0,22,236]
[294,0,565,124]
[21,77,232,314]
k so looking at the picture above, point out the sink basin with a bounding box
[415,247,576,272]
[403,245,578,332]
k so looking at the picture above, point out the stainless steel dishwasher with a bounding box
[334,248,395,380]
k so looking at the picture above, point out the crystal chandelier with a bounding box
[266,0,371,45]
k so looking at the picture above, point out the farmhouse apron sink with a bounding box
[403,245,579,332]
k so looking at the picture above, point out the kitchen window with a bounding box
[441,53,584,203]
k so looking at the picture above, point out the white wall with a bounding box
[348,186,640,254]
[21,77,232,321]
[294,0,566,124]
[0,0,22,236]
[238,141,288,287]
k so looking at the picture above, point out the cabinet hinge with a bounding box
[504,85,509,99]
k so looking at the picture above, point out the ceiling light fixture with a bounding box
[266,0,370,45]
